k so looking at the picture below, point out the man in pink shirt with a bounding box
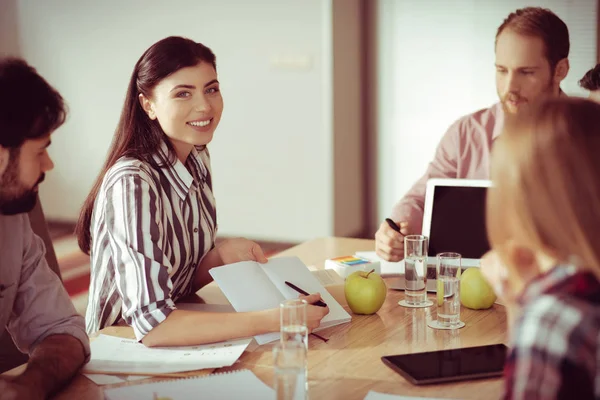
[376,7,570,261]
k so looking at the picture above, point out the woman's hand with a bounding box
[216,238,268,265]
[299,293,330,332]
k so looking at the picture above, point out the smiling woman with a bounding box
[73,36,329,347]
[138,62,223,163]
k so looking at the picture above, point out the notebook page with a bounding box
[209,261,285,345]
[104,369,274,400]
[261,257,351,331]
[209,261,285,312]
[84,334,251,375]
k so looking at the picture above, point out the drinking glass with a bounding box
[273,341,307,400]
[404,235,429,306]
[280,299,308,349]
[435,252,462,327]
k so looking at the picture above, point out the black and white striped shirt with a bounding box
[85,141,217,340]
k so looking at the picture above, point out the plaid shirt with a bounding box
[503,265,600,400]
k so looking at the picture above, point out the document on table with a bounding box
[364,391,451,400]
[84,334,252,375]
[104,369,273,400]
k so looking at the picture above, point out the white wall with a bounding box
[376,0,598,222]
[12,0,337,242]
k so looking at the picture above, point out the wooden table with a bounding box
[9,237,507,399]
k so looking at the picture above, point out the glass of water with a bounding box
[280,299,308,349]
[435,252,462,327]
[404,235,429,306]
[273,341,307,400]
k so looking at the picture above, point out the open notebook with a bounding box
[210,256,351,344]
[104,369,273,400]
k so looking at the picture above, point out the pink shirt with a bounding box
[390,102,504,233]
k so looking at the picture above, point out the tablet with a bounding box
[381,344,507,385]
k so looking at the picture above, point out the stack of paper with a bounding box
[104,369,273,400]
[84,334,252,375]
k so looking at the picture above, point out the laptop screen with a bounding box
[428,185,490,259]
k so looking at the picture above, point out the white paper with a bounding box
[364,391,450,400]
[104,369,274,400]
[354,251,405,275]
[209,261,286,312]
[84,334,252,375]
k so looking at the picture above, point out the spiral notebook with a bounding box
[104,369,273,399]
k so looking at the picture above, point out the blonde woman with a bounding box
[483,98,600,399]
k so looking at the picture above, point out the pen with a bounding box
[385,218,402,233]
[284,281,328,308]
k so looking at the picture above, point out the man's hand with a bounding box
[216,238,268,265]
[375,220,408,262]
[0,377,44,400]
[8,334,86,399]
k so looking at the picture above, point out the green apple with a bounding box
[344,269,387,315]
[460,268,497,310]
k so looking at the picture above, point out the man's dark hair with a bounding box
[579,64,600,91]
[0,58,66,148]
[496,7,570,71]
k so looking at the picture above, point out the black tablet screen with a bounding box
[428,186,490,259]
[382,344,507,384]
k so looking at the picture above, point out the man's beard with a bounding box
[500,80,555,115]
[0,152,44,215]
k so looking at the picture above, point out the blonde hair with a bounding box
[487,98,600,279]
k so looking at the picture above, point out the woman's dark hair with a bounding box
[75,36,217,254]
[579,64,600,91]
[0,58,66,148]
